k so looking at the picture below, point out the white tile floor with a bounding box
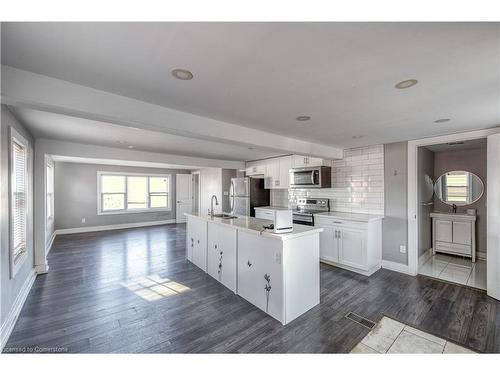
[351,316,476,354]
[418,253,486,290]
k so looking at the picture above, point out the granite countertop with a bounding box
[185,213,322,240]
[254,206,292,211]
[314,211,384,223]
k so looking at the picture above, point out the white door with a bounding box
[176,174,193,223]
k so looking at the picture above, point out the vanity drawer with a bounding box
[435,241,472,256]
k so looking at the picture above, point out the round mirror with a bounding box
[434,170,484,206]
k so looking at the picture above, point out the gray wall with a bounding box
[433,147,487,252]
[382,142,408,265]
[418,147,435,257]
[54,162,191,230]
[1,105,35,327]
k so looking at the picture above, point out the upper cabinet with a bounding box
[247,155,330,189]
[291,155,330,168]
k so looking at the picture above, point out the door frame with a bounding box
[407,127,499,277]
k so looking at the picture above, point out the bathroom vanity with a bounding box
[430,212,476,262]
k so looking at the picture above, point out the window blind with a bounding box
[12,139,27,262]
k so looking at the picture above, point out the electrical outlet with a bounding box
[399,245,406,254]
[81,218,86,224]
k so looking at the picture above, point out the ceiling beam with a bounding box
[1,66,343,160]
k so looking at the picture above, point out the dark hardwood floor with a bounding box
[4,224,500,353]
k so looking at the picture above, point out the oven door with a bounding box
[292,213,314,226]
[291,169,320,187]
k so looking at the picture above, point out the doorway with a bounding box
[408,130,498,295]
[176,174,193,223]
[191,171,200,214]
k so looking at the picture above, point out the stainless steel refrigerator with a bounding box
[229,177,270,217]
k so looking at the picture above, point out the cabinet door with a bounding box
[292,155,308,168]
[207,223,219,279]
[264,159,280,189]
[318,225,339,263]
[435,219,453,243]
[307,157,323,167]
[279,156,292,189]
[218,226,237,292]
[237,231,283,321]
[246,162,265,176]
[452,221,472,245]
[186,220,195,261]
[191,218,207,271]
[338,228,367,270]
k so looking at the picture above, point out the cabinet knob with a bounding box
[247,260,252,267]
[197,240,200,244]
[220,251,223,255]
[215,244,217,249]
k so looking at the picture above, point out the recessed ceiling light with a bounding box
[296,115,311,121]
[395,79,418,89]
[171,68,194,80]
[352,135,364,139]
[127,145,135,149]
[434,118,451,123]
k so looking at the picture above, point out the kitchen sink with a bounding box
[212,213,238,219]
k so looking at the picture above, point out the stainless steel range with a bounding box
[292,198,330,226]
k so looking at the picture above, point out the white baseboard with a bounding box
[477,251,486,260]
[55,219,176,235]
[0,269,36,351]
[419,248,433,267]
[46,231,56,255]
[381,260,411,275]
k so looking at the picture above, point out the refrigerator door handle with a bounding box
[230,181,235,213]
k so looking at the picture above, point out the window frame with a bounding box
[9,127,29,277]
[97,171,172,215]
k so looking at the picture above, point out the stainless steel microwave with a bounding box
[289,166,332,188]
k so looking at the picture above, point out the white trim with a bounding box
[46,230,56,255]
[477,251,487,261]
[407,127,500,277]
[54,219,176,235]
[419,248,434,267]
[0,269,36,351]
[381,260,411,275]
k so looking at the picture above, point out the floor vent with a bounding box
[345,312,376,330]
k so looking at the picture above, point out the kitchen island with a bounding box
[185,213,323,325]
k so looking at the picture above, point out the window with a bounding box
[46,160,54,220]
[98,172,171,214]
[444,172,469,203]
[10,128,29,275]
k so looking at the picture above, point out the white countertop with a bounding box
[185,213,322,240]
[430,212,476,220]
[314,211,384,223]
[254,206,291,211]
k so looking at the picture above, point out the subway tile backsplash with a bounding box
[270,145,385,215]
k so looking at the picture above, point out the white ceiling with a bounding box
[10,107,282,161]
[2,22,500,151]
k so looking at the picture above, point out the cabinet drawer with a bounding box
[435,241,472,256]
[314,216,367,229]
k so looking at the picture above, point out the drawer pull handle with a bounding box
[333,221,342,224]
[247,260,252,267]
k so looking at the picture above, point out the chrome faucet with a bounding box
[452,204,457,214]
[210,195,219,218]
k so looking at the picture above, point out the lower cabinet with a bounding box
[237,231,283,322]
[207,222,237,292]
[315,216,382,276]
[186,216,208,271]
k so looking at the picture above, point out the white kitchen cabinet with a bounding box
[207,222,237,292]
[291,155,329,168]
[263,156,292,189]
[186,216,208,271]
[315,214,383,276]
[237,231,283,321]
[246,161,266,176]
[430,212,476,262]
[338,227,367,270]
